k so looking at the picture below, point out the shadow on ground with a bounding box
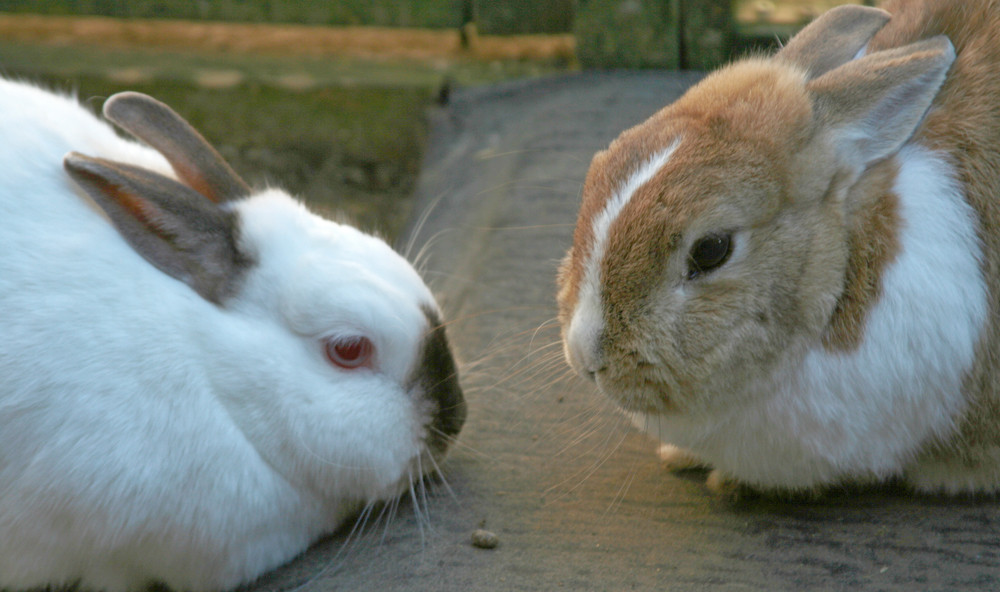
[247,72,1000,592]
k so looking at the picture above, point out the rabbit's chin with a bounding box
[594,380,679,416]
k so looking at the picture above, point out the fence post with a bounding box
[575,0,681,69]
[680,0,735,70]
[575,0,734,70]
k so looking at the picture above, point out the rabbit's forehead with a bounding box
[272,257,433,376]
[236,192,435,337]
[561,60,811,324]
[281,243,433,328]
[578,62,809,235]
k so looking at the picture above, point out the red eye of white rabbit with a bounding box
[324,336,374,369]
[687,232,733,280]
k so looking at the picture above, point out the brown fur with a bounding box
[558,0,1000,490]
[559,60,848,413]
[821,159,900,351]
[870,0,1000,479]
[601,64,813,334]
[560,61,816,332]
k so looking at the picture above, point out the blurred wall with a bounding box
[0,0,576,34]
[0,1,865,70]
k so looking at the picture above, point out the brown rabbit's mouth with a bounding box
[595,371,684,416]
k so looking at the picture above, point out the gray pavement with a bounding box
[249,72,1000,592]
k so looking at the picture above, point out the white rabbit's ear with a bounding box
[806,36,955,175]
[102,92,250,204]
[64,152,254,304]
[776,4,890,79]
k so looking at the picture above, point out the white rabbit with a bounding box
[0,78,465,590]
[558,0,1000,494]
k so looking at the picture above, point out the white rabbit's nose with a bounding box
[565,301,605,381]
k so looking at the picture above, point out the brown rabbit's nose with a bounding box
[575,345,607,382]
[565,309,605,381]
[583,364,608,383]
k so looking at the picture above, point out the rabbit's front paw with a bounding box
[657,443,708,472]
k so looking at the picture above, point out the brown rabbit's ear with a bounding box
[806,36,955,174]
[776,4,891,79]
[102,91,251,204]
[64,152,254,304]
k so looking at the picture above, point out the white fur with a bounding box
[566,139,681,373]
[0,79,450,590]
[631,144,987,488]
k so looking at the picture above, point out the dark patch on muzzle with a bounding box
[411,306,466,453]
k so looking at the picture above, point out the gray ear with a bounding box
[102,91,251,204]
[776,4,891,79]
[807,36,955,174]
[64,152,254,304]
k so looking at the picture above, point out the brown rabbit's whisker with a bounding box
[604,457,643,518]
[436,305,553,333]
[542,425,632,504]
[467,222,576,232]
[475,339,566,386]
[553,406,619,455]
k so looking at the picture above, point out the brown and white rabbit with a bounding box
[0,79,465,590]
[558,0,1000,494]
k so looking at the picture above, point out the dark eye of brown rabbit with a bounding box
[687,232,733,280]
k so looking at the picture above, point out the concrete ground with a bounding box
[248,72,1000,592]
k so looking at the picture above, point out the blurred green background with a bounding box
[0,0,859,239]
[0,1,576,33]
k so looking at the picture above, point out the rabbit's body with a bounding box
[0,80,464,590]
[628,143,984,490]
[559,0,1000,493]
[873,0,1000,491]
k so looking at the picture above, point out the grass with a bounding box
[0,38,568,90]
[0,13,576,239]
[1,56,434,238]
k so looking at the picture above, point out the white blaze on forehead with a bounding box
[581,137,682,302]
[566,138,681,374]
